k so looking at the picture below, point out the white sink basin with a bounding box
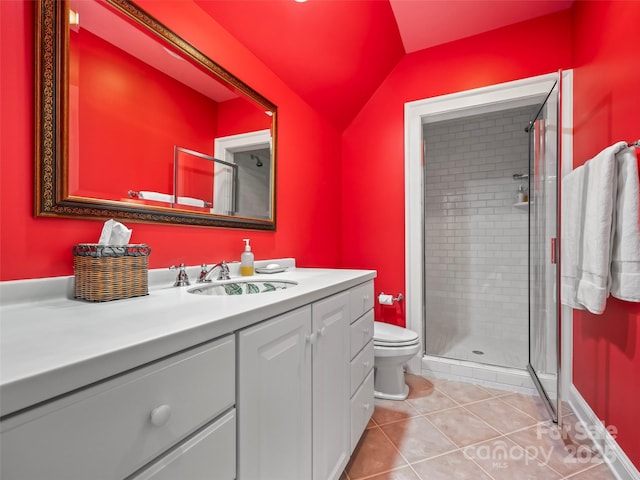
[188,280,298,296]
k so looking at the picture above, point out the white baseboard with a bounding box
[569,384,640,480]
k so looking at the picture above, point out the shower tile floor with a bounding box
[426,333,528,368]
[341,374,617,480]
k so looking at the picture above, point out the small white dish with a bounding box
[255,264,287,274]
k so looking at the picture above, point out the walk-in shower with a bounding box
[405,73,572,421]
[422,105,536,369]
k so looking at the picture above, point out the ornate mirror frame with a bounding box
[35,0,278,230]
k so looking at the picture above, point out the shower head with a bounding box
[250,154,263,167]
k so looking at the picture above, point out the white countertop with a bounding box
[0,259,375,417]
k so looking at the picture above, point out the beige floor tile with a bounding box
[380,416,457,463]
[342,385,621,480]
[560,413,609,451]
[406,388,459,414]
[479,385,513,397]
[564,462,617,479]
[405,373,436,398]
[410,450,493,480]
[372,399,420,425]
[507,422,603,477]
[363,466,422,480]
[427,406,501,447]
[560,400,574,417]
[346,427,407,480]
[465,397,538,434]
[432,378,493,405]
[500,392,550,421]
[463,437,562,480]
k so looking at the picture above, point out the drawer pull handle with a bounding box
[317,327,326,337]
[363,403,370,411]
[363,361,370,369]
[363,328,370,335]
[150,405,172,427]
[306,333,317,345]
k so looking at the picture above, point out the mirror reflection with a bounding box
[36,0,277,229]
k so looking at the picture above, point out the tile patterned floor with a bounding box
[342,374,618,480]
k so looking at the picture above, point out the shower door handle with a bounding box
[550,237,557,264]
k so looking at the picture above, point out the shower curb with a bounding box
[421,354,543,395]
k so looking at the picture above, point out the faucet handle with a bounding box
[198,264,209,283]
[169,263,190,287]
[218,261,231,281]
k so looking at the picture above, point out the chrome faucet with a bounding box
[198,261,231,283]
[170,263,190,287]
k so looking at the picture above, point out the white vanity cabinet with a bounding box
[0,335,236,480]
[349,281,375,451]
[238,288,357,480]
[130,408,236,480]
[237,306,313,479]
[0,266,377,480]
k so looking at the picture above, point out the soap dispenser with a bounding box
[240,238,254,276]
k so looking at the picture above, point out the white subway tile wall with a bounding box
[422,106,537,369]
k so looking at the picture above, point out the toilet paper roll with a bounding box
[378,294,394,305]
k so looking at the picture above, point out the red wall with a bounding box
[571,0,640,469]
[0,0,343,280]
[341,11,573,324]
[70,28,219,201]
[217,97,272,138]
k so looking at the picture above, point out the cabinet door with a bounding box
[238,306,312,480]
[312,292,350,480]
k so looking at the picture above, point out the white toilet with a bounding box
[373,321,420,400]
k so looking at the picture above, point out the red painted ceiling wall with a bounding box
[196,0,406,130]
[341,10,573,325]
[571,0,640,469]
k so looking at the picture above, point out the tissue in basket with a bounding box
[73,244,151,302]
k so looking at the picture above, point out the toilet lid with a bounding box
[374,321,419,347]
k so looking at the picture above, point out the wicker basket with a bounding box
[73,244,151,302]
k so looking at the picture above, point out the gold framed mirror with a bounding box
[35,0,277,230]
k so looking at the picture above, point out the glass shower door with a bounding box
[527,80,560,422]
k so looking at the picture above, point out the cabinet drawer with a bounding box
[350,369,374,452]
[350,280,374,323]
[131,408,236,480]
[350,309,374,359]
[350,340,374,397]
[0,335,235,480]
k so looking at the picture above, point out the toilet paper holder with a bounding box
[378,292,404,305]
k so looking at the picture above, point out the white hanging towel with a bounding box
[574,142,627,314]
[561,142,630,314]
[609,146,640,302]
[561,165,586,310]
[177,196,206,207]
[138,191,174,203]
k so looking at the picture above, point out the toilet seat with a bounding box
[375,339,419,347]
[373,321,419,347]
